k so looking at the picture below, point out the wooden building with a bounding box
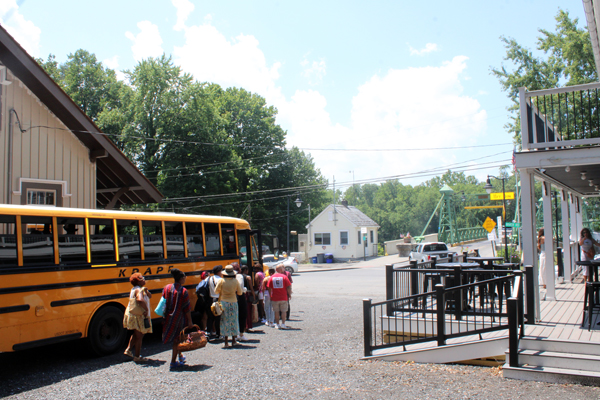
[0,25,162,209]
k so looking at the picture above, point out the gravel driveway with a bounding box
[1,266,599,399]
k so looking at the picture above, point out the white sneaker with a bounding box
[239,334,249,341]
[279,324,287,329]
[265,321,270,326]
[275,324,280,329]
[260,318,266,323]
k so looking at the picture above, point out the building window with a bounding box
[27,189,56,206]
[358,231,361,244]
[370,230,374,243]
[340,231,348,245]
[314,233,331,245]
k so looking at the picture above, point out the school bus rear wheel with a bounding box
[87,305,127,356]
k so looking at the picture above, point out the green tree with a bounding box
[38,50,123,121]
[491,9,595,145]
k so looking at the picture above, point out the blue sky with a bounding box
[0,0,588,192]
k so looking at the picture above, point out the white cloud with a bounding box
[172,23,283,105]
[102,55,126,81]
[0,0,41,57]
[409,43,439,56]
[125,21,164,62]
[172,0,194,32]
[301,56,326,86]
[282,56,487,185]
[167,5,487,187]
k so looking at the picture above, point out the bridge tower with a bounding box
[438,184,457,244]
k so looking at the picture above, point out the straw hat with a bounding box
[223,265,236,277]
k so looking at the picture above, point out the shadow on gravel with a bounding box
[223,344,257,350]
[135,359,167,368]
[0,327,175,397]
[170,364,213,372]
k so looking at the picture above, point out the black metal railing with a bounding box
[508,273,525,367]
[364,261,535,357]
[363,271,523,357]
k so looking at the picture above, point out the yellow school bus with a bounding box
[0,205,261,355]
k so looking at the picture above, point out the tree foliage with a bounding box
[491,9,596,145]
[38,51,330,251]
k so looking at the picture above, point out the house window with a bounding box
[370,230,374,243]
[358,231,361,244]
[27,189,56,206]
[340,231,348,245]
[314,233,331,245]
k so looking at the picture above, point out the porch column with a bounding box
[560,190,571,282]
[520,169,539,319]
[542,181,555,301]
[575,196,583,274]
[570,194,578,278]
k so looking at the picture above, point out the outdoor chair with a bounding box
[582,281,600,330]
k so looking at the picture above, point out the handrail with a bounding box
[364,271,520,357]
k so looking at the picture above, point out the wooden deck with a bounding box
[527,276,600,342]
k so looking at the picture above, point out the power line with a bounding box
[162,160,511,210]
[25,124,512,153]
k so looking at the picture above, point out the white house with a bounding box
[306,200,380,261]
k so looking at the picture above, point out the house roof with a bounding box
[584,0,600,77]
[0,25,163,208]
[329,204,380,228]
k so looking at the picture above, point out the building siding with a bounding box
[0,71,95,208]
[307,204,379,260]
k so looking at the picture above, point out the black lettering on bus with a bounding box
[143,267,152,276]
[132,268,139,274]
[168,265,173,272]
[119,269,126,277]
[156,266,164,274]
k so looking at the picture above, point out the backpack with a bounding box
[196,279,210,301]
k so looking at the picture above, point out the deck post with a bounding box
[385,264,393,315]
[410,260,418,307]
[363,298,373,357]
[436,284,446,346]
[524,266,535,324]
[508,296,519,367]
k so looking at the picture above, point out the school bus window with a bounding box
[221,224,237,256]
[185,222,203,257]
[0,215,17,267]
[142,220,164,259]
[204,223,221,256]
[22,216,55,266]
[89,218,116,264]
[117,219,142,262]
[164,221,185,259]
[57,217,87,264]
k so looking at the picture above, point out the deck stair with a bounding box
[503,337,600,385]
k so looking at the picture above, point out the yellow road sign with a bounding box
[482,217,496,233]
[490,192,515,200]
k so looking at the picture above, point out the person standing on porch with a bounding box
[579,228,598,282]
[537,228,546,289]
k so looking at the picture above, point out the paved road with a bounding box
[299,239,499,274]
[1,259,599,399]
